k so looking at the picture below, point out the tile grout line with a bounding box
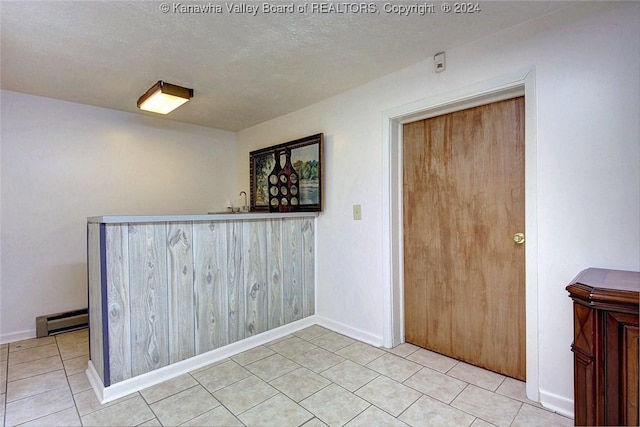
[193,377,246,427]
[57,334,84,427]
[449,382,484,423]
[3,337,65,426]
[509,400,526,426]
[340,401,373,427]
[277,335,401,425]
[238,335,364,425]
[452,381,527,426]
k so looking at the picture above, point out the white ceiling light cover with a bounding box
[137,80,193,114]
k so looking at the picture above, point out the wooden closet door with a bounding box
[403,97,526,380]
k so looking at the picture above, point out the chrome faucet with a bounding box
[240,191,248,212]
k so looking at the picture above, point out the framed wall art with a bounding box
[250,133,323,212]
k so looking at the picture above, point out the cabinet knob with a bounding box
[513,233,525,245]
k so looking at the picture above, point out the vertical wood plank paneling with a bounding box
[243,220,267,337]
[226,221,244,343]
[167,222,195,363]
[128,224,169,376]
[87,223,105,383]
[91,215,315,387]
[193,221,228,353]
[301,218,315,317]
[105,224,131,383]
[267,219,284,329]
[282,219,303,323]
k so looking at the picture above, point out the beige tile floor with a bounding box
[0,326,573,426]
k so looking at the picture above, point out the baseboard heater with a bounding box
[36,308,88,337]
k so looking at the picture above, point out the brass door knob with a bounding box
[513,233,525,244]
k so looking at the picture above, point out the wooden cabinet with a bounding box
[567,268,640,426]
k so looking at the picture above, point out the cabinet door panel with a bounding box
[571,302,598,425]
[623,324,639,425]
[605,312,639,425]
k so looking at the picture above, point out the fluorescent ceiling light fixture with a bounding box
[137,80,193,114]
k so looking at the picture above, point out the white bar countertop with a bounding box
[88,211,318,224]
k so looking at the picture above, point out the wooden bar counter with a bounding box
[86,212,316,402]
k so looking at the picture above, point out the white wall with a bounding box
[236,1,640,416]
[0,91,237,343]
[1,0,638,415]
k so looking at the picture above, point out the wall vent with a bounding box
[36,308,88,337]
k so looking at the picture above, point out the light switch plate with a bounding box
[353,204,362,220]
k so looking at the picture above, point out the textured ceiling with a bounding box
[1,1,572,131]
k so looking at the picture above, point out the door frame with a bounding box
[381,68,539,401]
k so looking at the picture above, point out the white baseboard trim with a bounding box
[86,360,106,402]
[0,329,36,345]
[315,315,384,347]
[87,316,318,404]
[539,388,574,419]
